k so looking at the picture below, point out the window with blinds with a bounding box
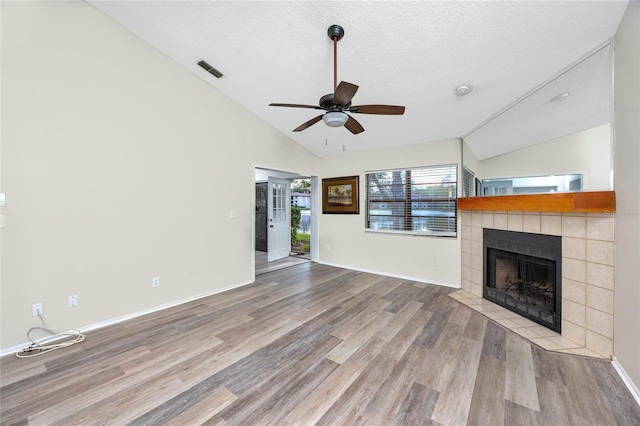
[365,164,458,237]
[462,166,475,197]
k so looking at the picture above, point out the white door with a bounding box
[267,177,291,262]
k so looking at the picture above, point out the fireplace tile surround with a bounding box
[457,209,615,359]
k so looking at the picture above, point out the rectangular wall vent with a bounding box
[197,60,223,78]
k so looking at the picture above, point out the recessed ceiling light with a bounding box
[550,92,570,102]
[454,84,473,96]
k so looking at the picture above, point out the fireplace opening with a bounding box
[483,229,562,332]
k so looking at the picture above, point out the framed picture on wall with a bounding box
[322,175,360,214]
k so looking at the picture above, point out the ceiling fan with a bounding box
[269,24,405,135]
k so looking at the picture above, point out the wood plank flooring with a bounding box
[255,251,310,275]
[1,263,639,425]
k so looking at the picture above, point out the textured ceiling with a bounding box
[87,0,628,158]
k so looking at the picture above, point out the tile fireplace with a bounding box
[458,203,615,359]
[483,228,561,332]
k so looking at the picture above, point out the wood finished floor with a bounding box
[1,263,639,425]
[255,251,310,275]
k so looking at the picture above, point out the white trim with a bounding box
[318,260,460,289]
[0,279,254,358]
[1,343,35,358]
[612,356,640,407]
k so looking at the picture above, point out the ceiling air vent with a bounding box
[197,60,223,78]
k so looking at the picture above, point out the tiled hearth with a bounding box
[457,210,615,359]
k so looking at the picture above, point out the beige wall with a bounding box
[0,1,319,349]
[614,0,640,389]
[466,123,612,191]
[319,139,462,287]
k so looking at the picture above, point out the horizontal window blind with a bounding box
[463,166,475,197]
[365,164,457,237]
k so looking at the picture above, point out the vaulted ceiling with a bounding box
[88,1,628,158]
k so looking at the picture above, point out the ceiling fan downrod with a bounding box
[327,24,345,92]
[267,23,404,135]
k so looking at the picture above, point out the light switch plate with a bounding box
[0,193,5,207]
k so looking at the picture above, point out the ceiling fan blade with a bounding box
[333,81,359,106]
[344,114,365,134]
[293,115,323,132]
[269,103,323,110]
[349,105,406,115]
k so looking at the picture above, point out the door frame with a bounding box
[253,166,319,273]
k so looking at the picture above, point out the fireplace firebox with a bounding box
[483,229,562,332]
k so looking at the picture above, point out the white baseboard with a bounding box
[318,260,460,289]
[612,356,640,407]
[1,278,254,358]
[1,343,34,358]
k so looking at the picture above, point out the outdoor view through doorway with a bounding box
[254,168,316,275]
[291,178,311,258]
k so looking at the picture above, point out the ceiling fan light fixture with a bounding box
[269,24,404,135]
[323,111,348,127]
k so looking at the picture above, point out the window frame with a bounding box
[365,164,458,238]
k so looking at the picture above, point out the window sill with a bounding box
[365,229,457,238]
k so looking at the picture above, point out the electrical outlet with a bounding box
[432,258,439,266]
[326,245,331,252]
[68,294,78,307]
[32,303,43,317]
[152,277,160,288]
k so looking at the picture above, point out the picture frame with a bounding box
[322,175,360,214]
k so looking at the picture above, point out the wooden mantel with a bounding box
[458,191,616,213]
